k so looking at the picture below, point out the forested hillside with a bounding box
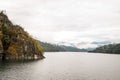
[91,43,120,54]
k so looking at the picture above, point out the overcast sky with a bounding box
[0,0,120,48]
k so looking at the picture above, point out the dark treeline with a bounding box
[91,43,120,54]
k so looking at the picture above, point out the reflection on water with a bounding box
[0,52,120,80]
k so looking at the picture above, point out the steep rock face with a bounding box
[0,11,44,60]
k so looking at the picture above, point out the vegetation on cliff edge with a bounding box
[0,11,44,60]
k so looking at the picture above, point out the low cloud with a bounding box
[0,0,120,48]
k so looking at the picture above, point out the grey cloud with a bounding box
[0,0,120,48]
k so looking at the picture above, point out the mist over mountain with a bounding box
[37,40,87,52]
[91,41,111,45]
[55,41,112,49]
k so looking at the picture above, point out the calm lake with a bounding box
[0,52,120,80]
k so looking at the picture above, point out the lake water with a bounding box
[0,52,120,80]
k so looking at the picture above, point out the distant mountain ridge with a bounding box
[37,40,87,52]
[91,41,111,46]
[56,41,111,49]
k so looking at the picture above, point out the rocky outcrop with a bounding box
[0,11,44,60]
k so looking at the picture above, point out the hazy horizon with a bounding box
[0,0,120,48]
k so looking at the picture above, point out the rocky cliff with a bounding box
[0,11,44,60]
